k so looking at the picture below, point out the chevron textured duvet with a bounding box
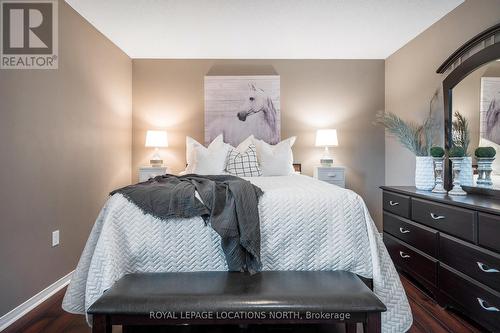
[62,174,412,332]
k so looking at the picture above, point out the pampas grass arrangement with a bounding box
[375,111,434,156]
[375,90,440,190]
[452,111,470,156]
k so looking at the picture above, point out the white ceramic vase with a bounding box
[415,156,435,191]
[459,156,474,187]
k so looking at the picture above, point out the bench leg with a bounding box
[364,312,381,333]
[92,314,111,333]
[346,322,357,333]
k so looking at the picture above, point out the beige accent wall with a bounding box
[0,1,132,316]
[132,59,385,227]
[385,0,500,185]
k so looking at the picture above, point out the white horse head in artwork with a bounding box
[236,83,279,144]
[486,97,500,145]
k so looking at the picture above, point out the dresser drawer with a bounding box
[439,264,500,332]
[138,167,168,182]
[323,180,345,187]
[411,198,476,242]
[384,233,437,286]
[316,168,344,180]
[314,167,346,188]
[479,213,500,253]
[317,167,345,186]
[440,234,500,292]
[383,212,438,257]
[382,191,410,218]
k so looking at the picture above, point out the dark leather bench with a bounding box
[88,271,386,333]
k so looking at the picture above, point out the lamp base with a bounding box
[150,159,163,167]
[320,146,334,166]
[320,146,334,167]
[320,158,333,167]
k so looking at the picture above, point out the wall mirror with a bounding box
[452,59,500,190]
[438,23,500,196]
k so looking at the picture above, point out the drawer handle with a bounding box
[477,262,500,273]
[399,227,410,234]
[389,201,399,206]
[399,251,411,259]
[477,298,500,312]
[327,174,337,178]
[430,213,445,220]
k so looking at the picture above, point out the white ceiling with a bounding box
[65,0,463,59]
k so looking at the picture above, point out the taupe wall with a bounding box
[132,60,385,227]
[0,1,132,316]
[385,0,500,185]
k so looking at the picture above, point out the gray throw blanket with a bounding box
[110,174,264,273]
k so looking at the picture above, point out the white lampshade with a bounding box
[315,129,338,147]
[145,130,168,148]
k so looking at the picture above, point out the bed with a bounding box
[62,173,412,332]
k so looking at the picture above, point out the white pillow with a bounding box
[254,137,296,176]
[185,135,225,173]
[191,141,229,175]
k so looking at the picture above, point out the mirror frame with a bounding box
[437,23,500,196]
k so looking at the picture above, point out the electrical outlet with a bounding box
[52,230,59,247]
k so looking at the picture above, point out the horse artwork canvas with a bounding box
[204,75,280,146]
[479,76,500,176]
[480,77,500,145]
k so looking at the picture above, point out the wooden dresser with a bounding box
[381,186,500,332]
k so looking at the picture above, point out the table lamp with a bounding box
[145,130,168,167]
[315,129,338,167]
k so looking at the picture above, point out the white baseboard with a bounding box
[0,270,74,332]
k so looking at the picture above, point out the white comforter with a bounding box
[62,175,412,332]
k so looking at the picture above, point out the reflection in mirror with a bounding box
[452,59,500,190]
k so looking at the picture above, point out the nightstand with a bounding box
[138,166,168,182]
[313,166,345,188]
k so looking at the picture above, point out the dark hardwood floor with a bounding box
[400,274,482,333]
[3,274,484,333]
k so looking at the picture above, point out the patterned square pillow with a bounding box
[225,144,262,177]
